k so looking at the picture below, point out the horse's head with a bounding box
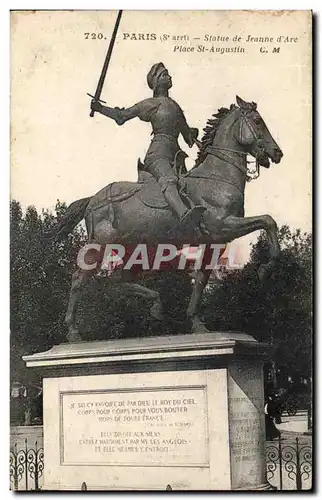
[235,95,283,168]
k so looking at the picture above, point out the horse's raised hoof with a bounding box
[150,300,164,321]
[67,329,83,343]
[190,316,210,333]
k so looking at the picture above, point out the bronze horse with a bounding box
[48,96,283,342]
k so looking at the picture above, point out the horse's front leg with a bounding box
[186,269,211,333]
[217,214,280,282]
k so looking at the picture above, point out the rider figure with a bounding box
[91,62,205,228]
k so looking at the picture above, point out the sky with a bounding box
[10,10,312,260]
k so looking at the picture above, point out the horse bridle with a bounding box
[205,109,265,182]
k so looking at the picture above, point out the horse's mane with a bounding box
[195,104,237,167]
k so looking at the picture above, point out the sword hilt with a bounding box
[87,93,106,118]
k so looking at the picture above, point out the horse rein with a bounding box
[204,110,263,182]
[185,144,246,195]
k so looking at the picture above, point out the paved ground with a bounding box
[276,410,309,435]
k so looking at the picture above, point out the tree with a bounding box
[10,201,193,384]
[11,200,312,406]
[201,225,312,383]
[10,200,86,391]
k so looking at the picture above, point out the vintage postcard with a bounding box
[10,10,312,491]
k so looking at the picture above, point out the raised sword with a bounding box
[87,10,123,117]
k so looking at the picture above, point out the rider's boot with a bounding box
[163,184,205,227]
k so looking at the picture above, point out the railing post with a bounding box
[14,443,18,491]
[278,435,283,490]
[295,438,302,490]
[25,438,28,491]
[34,441,39,491]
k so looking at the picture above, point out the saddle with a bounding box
[86,154,190,213]
[137,151,188,209]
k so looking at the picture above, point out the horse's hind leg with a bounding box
[118,279,164,320]
[64,207,116,343]
[186,269,211,333]
[65,268,95,342]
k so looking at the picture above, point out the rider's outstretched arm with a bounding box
[91,99,159,125]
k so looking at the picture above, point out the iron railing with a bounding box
[266,437,312,490]
[10,436,312,491]
[10,438,44,491]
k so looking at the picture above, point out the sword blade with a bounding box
[90,10,123,117]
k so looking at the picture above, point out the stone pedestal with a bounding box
[23,332,273,491]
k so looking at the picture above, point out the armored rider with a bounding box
[91,62,205,228]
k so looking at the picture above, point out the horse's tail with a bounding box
[43,197,92,241]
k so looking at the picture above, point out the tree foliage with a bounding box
[10,201,191,388]
[10,200,312,391]
[10,200,86,387]
[201,225,312,381]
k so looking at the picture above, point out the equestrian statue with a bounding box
[46,58,283,342]
[45,9,283,343]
